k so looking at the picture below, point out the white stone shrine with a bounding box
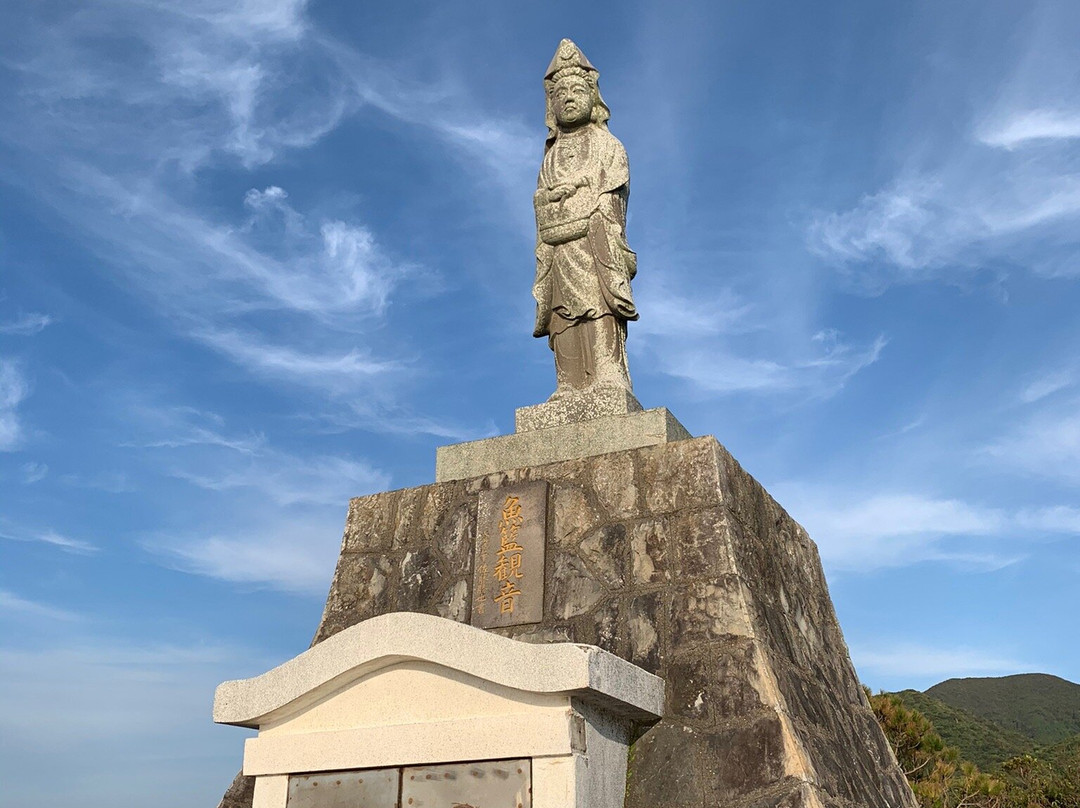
[213,611,664,808]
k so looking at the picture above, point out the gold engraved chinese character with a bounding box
[494,579,522,613]
[499,495,524,543]
[494,550,523,581]
[495,494,526,592]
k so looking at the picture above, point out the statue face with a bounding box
[551,76,594,128]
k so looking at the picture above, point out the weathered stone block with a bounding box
[624,722,706,808]
[515,387,643,432]
[672,506,740,580]
[342,490,399,553]
[667,638,767,723]
[551,483,597,548]
[671,578,757,645]
[626,591,662,672]
[398,546,443,611]
[700,713,789,800]
[627,517,671,585]
[579,523,628,586]
[314,554,392,642]
[549,551,608,620]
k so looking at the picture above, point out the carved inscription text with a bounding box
[471,481,548,629]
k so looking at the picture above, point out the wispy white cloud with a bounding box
[809,162,1080,289]
[0,0,540,442]
[124,402,389,506]
[169,453,386,507]
[21,462,48,483]
[0,312,53,336]
[59,471,137,495]
[652,331,885,398]
[120,404,259,451]
[0,590,82,622]
[9,0,331,171]
[979,108,1080,150]
[808,176,979,279]
[136,426,264,455]
[631,280,885,399]
[1019,369,1075,403]
[60,172,404,324]
[118,402,385,591]
[807,11,1080,288]
[320,40,535,196]
[0,358,30,450]
[776,485,1080,573]
[985,397,1080,487]
[236,185,402,316]
[1015,505,1080,534]
[146,517,343,595]
[0,527,98,555]
[852,642,1034,681]
[195,328,400,394]
[35,531,99,555]
[0,1,489,422]
[633,283,753,340]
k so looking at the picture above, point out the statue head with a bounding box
[543,39,610,147]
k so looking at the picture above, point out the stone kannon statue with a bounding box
[533,39,638,399]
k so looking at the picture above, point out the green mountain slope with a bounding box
[926,674,1080,746]
[891,689,1034,770]
[1044,733,1080,769]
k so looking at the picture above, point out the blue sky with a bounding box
[2,0,1079,804]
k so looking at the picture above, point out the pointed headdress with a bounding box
[543,38,611,148]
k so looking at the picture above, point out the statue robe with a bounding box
[532,124,638,340]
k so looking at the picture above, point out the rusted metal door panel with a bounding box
[401,759,531,808]
[287,767,399,808]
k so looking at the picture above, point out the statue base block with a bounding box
[515,387,643,431]
[220,434,916,808]
[435,407,690,482]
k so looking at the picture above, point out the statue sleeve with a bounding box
[597,136,629,195]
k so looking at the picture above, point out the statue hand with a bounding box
[547,183,578,202]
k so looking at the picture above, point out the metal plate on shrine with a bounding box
[402,759,531,808]
[287,767,398,808]
[471,481,548,629]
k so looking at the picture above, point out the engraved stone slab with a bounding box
[402,760,531,808]
[287,768,397,808]
[471,481,548,629]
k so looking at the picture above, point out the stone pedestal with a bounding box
[437,388,689,482]
[218,430,917,808]
[515,387,643,431]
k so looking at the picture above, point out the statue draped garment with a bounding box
[532,125,638,342]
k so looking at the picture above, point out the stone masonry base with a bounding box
[218,436,916,808]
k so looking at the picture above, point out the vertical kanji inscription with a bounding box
[471,481,548,628]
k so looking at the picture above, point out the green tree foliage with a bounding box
[894,689,1034,770]
[997,753,1080,808]
[869,689,1080,808]
[870,690,1003,807]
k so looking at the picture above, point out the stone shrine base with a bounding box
[220,435,916,808]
